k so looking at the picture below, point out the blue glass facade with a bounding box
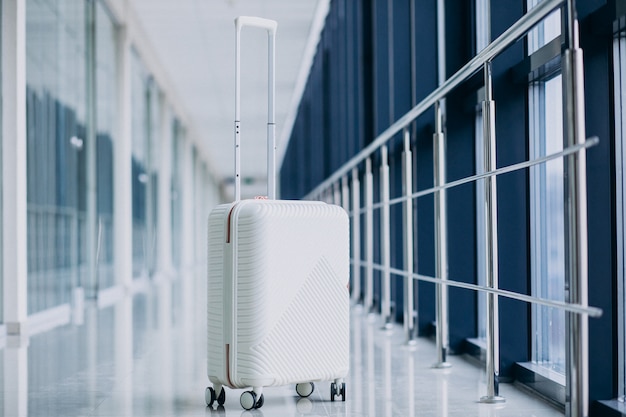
[279,0,622,413]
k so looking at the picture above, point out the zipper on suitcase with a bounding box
[226,204,237,243]
[226,344,234,387]
[225,202,237,387]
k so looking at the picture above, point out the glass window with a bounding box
[527,0,561,54]
[26,0,88,314]
[527,0,565,376]
[475,0,490,53]
[529,74,565,374]
[171,120,183,269]
[130,52,153,279]
[146,82,159,277]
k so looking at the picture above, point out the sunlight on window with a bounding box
[530,74,566,374]
[527,0,561,54]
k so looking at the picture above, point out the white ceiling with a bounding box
[128,0,325,199]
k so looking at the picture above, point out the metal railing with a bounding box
[304,0,601,415]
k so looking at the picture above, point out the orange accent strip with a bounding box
[226,206,235,243]
[226,344,234,387]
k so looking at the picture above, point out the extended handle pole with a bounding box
[234,16,277,201]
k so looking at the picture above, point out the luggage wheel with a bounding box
[296,382,315,398]
[240,390,264,410]
[205,386,226,407]
[330,381,346,402]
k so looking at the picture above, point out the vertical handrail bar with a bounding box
[342,176,350,213]
[402,129,418,344]
[562,1,589,416]
[433,101,451,368]
[365,158,375,313]
[479,61,505,403]
[352,167,362,305]
[380,146,392,329]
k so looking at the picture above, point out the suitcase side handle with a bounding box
[234,16,278,201]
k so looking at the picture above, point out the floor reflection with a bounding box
[1,272,566,417]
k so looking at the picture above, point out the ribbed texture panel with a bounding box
[206,203,233,381]
[230,200,349,387]
[246,256,349,384]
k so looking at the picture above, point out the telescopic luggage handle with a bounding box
[234,16,277,201]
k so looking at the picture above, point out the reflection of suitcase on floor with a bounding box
[205,16,349,411]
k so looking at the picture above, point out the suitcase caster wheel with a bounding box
[206,386,225,407]
[296,382,315,398]
[240,391,264,410]
[206,387,216,407]
[217,387,226,406]
[330,382,346,402]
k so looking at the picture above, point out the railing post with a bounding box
[402,129,418,344]
[352,168,362,305]
[479,61,505,404]
[380,146,392,329]
[342,175,350,213]
[562,1,589,416]
[334,181,341,206]
[433,101,451,368]
[364,157,375,314]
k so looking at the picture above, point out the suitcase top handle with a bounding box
[234,16,278,201]
[235,16,277,34]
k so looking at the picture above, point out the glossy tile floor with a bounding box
[0,276,564,417]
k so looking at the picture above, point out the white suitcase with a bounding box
[205,16,349,411]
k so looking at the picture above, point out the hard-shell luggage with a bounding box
[205,16,349,411]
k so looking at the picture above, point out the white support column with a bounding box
[156,94,173,279]
[4,340,29,416]
[84,0,97,300]
[180,136,195,271]
[114,25,134,290]
[2,0,28,334]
